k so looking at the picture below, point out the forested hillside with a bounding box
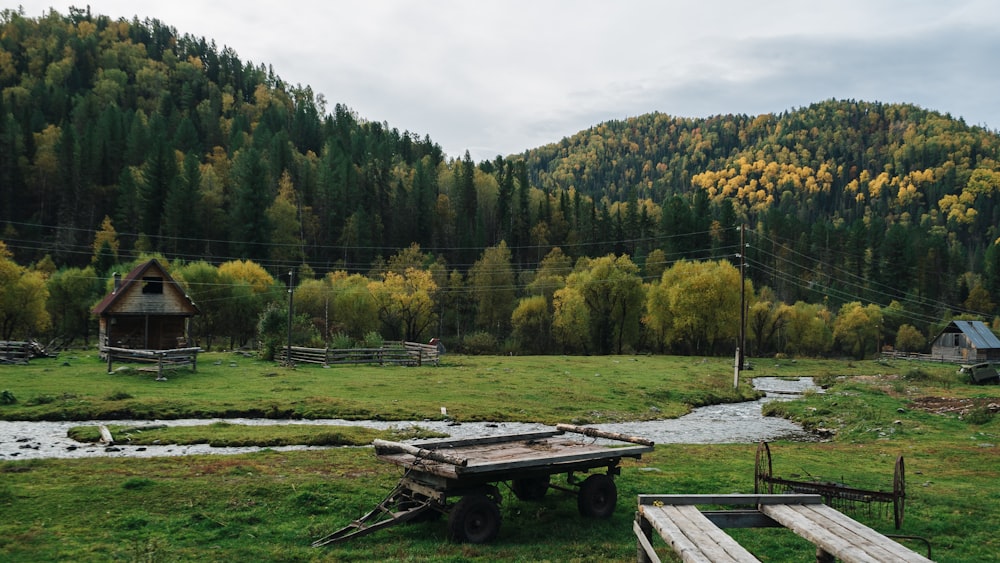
[2,8,1000,357]
[524,105,1000,314]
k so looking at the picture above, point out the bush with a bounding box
[329,332,353,349]
[27,394,55,405]
[902,368,931,381]
[257,302,321,360]
[461,331,498,355]
[362,331,384,348]
[965,406,995,425]
[0,390,16,404]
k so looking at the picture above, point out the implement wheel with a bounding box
[755,441,773,494]
[577,474,617,518]
[447,494,501,543]
[512,475,550,501]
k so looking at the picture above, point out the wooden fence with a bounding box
[103,346,202,380]
[0,341,32,364]
[880,350,966,363]
[276,341,439,367]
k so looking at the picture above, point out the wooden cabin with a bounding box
[93,259,200,351]
[930,320,1000,363]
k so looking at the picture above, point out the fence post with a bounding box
[156,352,166,381]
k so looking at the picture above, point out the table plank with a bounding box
[760,503,931,563]
[641,505,760,563]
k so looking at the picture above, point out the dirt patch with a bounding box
[909,397,1000,416]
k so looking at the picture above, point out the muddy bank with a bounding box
[0,377,818,461]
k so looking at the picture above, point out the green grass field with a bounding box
[1,352,998,561]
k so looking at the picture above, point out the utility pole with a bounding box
[737,225,747,382]
[286,268,294,367]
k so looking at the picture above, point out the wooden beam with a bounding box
[634,514,662,563]
[638,494,824,506]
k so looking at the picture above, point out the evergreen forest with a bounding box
[2,8,1000,358]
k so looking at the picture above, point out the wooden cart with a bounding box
[313,423,654,546]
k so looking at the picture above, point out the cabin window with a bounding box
[142,276,163,294]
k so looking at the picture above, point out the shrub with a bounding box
[362,331,384,348]
[329,332,353,349]
[902,368,931,381]
[461,331,498,355]
[106,390,134,401]
[257,302,321,360]
[0,390,15,404]
[965,406,995,425]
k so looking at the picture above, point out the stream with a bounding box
[0,377,820,461]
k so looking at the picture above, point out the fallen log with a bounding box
[372,439,469,466]
[556,423,655,447]
[98,425,115,445]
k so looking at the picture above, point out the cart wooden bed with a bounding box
[313,423,654,546]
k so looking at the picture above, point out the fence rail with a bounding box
[103,346,202,380]
[880,350,968,363]
[0,341,31,365]
[276,341,439,367]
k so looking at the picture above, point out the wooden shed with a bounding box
[93,259,200,351]
[930,320,1000,363]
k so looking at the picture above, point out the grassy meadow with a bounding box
[0,352,998,561]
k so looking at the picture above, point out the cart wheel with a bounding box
[754,441,773,494]
[511,476,550,501]
[577,474,617,518]
[447,494,501,543]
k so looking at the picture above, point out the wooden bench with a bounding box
[635,494,932,563]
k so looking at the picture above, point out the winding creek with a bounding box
[0,377,820,461]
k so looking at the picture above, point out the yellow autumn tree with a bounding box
[217,260,276,294]
[267,171,305,264]
[91,216,120,271]
[367,268,437,342]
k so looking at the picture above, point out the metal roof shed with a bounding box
[930,320,1000,363]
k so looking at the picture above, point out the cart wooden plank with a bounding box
[376,434,652,479]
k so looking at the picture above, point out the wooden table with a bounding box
[635,494,933,563]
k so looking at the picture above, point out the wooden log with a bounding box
[99,425,115,445]
[372,439,469,467]
[556,423,655,446]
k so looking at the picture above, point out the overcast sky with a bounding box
[16,1,1000,161]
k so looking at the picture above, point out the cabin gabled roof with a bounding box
[92,259,199,316]
[936,320,1000,349]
